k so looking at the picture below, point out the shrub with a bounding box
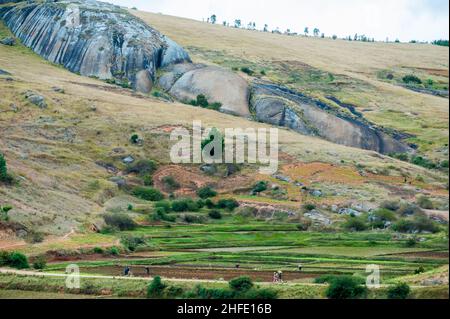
[147,276,166,298]
[205,199,215,209]
[186,285,235,299]
[132,187,164,201]
[8,252,30,269]
[387,283,410,299]
[217,198,239,211]
[162,176,180,191]
[416,195,433,209]
[130,134,139,144]
[240,67,254,75]
[303,203,316,211]
[380,200,401,211]
[197,186,217,199]
[126,160,158,176]
[108,246,120,256]
[402,75,422,85]
[155,201,172,213]
[411,156,436,169]
[392,219,416,233]
[252,181,268,193]
[182,214,205,224]
[103,213,137,231]
[171,199,200,212]
[143,175,153,186]
[397,203,422,216]
[343,217,368,231]
[208,210,222,219]
[25,231,45,244]
[229,276,254,292]
[389,153,409,162]
[315,275,365,285]
[0,153,12,184]
[93,247,104,254]
[392,216,439,234]
[127,204,133,211]
[32,255,47,270]
[325,276,367,299]
[414,266,425,274]
[120,235,145,252]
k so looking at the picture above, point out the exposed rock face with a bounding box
[251,83,412,154]
[160,64,251,117]
[0,0,190,93]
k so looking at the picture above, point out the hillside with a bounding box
[0,1,448,299]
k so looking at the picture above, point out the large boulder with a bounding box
[158,63,205,91]
[0,0,190,91]
[250,83,412,154]
[169,66,251,117]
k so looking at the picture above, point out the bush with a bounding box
[108,246,120,256]
[25,231,45,244]
[93,247,104,254]
[130,134,139,144]
[315,275,365,285]
[126,160,158,176]
[186,285,235,299]
[0,153,12,184]
[229,276,254,292]
[387,283,410,299]
[197,186,217,199]
[325,276,367,299]
[380,200,401,211]
[416,195,433,209]
[103,213,137,231]
[132,186,164,201]
[182,214,205,224]
[32,255,47,270]
[208,210,222,219]
[240,67,254,75]
[217,198,239,211]
[392,219,416,233]
[343,217,368,231]
[172,199,200,212]
[8,252,30,269]
[205,199,215,209]
[147,276,166,298]
[120,235,145,252]
[402,75,422,85]
[252,181,268,193]
[392,216,439,233]
[302,203,316,211]
[155,201,172,213]
[397,203,422,216]
[162,176,180,191]
[411,156,437,170]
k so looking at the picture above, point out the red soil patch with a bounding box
[83,265,317,282]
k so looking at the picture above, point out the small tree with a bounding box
[229,276,254,292]
[33,255,47,270]
[147,276,167,298]
[132,186,164,201]
[210,14,217,24]
[304,27,309,36]
[387,283,410,299]
[197,186,217,199]
[234,19,241,28]
[103,213,137,231]
[8,252,30,269]
[208,210,222,219]
[326,276,367,299]
[0,153,12,183]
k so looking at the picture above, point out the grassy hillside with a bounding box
[0,7,448,299]
[133,10,449,161]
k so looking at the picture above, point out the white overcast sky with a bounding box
[108,0,449,42]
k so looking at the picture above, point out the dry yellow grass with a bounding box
[133,10,449,160]
[0,15,448,235]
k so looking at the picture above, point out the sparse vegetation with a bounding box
[132,186,164,201]
[0,153,12,184]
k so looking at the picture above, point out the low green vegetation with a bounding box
[0,153,13,184]
[103,213,137,231]
[132,186,164,201]
[0,251,29,269]
[387,282,411,299]
[325,275,367,299]
[188,94,222,111]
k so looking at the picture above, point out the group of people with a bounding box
[122,266,151,277]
